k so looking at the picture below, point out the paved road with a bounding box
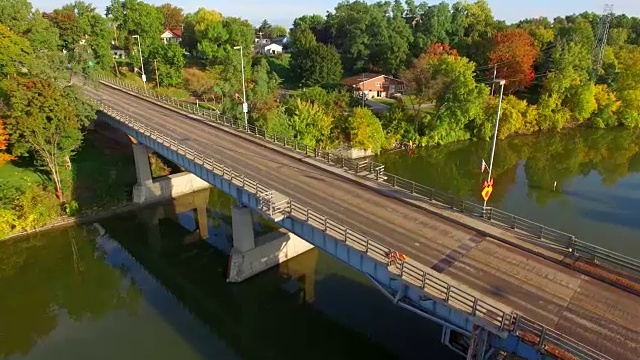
[84,83,640,359]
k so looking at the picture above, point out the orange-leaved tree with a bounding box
[0,117,15,166]
[488,28,539,93]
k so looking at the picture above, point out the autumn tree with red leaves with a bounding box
[425,43,459,59]
[488,29,539,93]
[0,118,15,167]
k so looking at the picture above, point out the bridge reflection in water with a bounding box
[98,188,460,360]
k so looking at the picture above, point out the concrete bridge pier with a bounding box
[130,141,211,204]
[132,142,163,203]
[227,205,314,282]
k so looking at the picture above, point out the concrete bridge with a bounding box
[81,77,640,360]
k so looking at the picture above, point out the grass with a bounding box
[371,98,397,106]
[0,160,46,189]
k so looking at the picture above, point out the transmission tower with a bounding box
[592,3,614,76]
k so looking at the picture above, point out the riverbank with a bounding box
[0,126,179,240]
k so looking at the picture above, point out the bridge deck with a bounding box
[86,84,640,359]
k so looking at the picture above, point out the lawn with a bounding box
[0,159,47,189]
[372,98,397,106]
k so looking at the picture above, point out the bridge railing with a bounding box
[93,100,611,360]
[94,74,640,280]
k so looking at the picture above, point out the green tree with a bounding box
[0,0,32,35]
[411,2,452,57]
[106,0,164,56]
[613,45,640,127]
[50,2,112,69]
[25,11,60,52]
[248,57,280,123]
[537,42,595,130]
[148,42,185,87]
[450,0,497,64]
[2,79,94,201]
[298,43,343,87]
[0,24,32,77]
[427,54,489,145]
[284,99,334,148]
[326,1,374,73]
[270,25,288,38]
[342,107,385,153]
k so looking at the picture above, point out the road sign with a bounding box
[481,185,493,202]
[141,74,147,83]
[242,102,248,113]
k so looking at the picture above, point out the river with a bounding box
[1,127,639,359]
[0,188,457,360]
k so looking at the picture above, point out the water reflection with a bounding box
[0,188,459,360]
[378,128,640,256]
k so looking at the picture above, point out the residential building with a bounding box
[110,43,126,59]
[261,43,283,55]
[254,37,270,45]
[340,73,405,99]
[272,36,291,47]
[160,28,182,44]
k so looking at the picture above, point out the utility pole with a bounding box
[360,72,366,107]
[132,35,146,91]
[154,59,160,88]
[113,56,120,77]
[233,46,248,130]
[490,64,497,96]
[592,4,614,77]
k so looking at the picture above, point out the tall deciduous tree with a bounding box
[0,0,32,35]
[0,24,32,77]
[3,79,94,201]
[488,28,539,93]
[148,42,185,87]
[342,107,385,153]
[158,3,183,29]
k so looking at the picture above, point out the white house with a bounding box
[160,28,182,44]
[110,43,126,59]
[262,43,283,55]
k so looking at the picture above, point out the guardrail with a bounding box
[93,74,640,280]
[93,99,611,360]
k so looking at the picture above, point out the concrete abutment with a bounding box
[227,205,314,283]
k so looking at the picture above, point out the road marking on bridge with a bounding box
[431,233,486,273]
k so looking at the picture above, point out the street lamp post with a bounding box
[132,35,146,91]
[484,79,506,208]
[233,46,248,130]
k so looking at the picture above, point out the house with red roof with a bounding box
[160,28,182,44]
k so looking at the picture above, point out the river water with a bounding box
[2,128,639,359]
[0,189,457,360]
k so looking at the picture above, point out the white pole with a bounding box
[236,46,248,130]
[134,35,146,91]
[484,79,506,208]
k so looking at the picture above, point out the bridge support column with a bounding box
[132,143,162,203]
[227,205,314,282]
